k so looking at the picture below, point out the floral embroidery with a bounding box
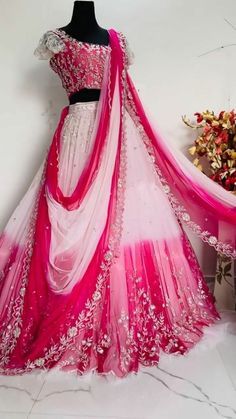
[33,30,66,60]
[33,28,134,97]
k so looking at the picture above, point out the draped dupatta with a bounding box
[43,29,128,294]
[125,75,236,257]
[37,22,236,298]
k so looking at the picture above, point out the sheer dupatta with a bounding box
[125,76,236,259]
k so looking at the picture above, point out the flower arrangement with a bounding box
[182,110,236,193]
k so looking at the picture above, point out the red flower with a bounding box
[194,112,203,123]
[216,147,223,155]
[212,126,221,135]
[215,130,228,144]
[203,125,212,134]
[218,111,224,120]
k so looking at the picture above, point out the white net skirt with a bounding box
[58,101,99,197]
[47,99,184,294]
[57,100,181,245]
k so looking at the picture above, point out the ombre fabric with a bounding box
[0,28,235,378]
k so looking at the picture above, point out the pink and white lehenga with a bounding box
[0,28,236,378]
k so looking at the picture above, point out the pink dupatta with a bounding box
[47,27,236,260]
[125,77,236,259]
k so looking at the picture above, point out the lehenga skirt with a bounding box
[0,100,219,378]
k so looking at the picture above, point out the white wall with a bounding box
[1,0,236,275]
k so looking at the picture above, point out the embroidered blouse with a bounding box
[33,29,135,98]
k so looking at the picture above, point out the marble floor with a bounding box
[0,311,235,419]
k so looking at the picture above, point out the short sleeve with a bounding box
[33,30,65,60]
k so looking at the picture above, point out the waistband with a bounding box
[69,100,99,111]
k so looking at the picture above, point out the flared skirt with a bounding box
[0,100,219,378]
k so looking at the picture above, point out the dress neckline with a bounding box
[54,28,112,50]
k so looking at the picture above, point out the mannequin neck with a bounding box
[69,1,100,34]
[60,1,109,45]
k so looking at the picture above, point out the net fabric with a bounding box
[124,78,236,258]
[33,30,66,60]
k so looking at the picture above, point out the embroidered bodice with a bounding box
[34,28,134,98]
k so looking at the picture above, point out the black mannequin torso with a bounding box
[59,1,109,104]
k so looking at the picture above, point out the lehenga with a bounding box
[0,27,235,378]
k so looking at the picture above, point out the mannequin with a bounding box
[59,1,109,104]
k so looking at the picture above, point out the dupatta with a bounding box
[46,27,236,267]
[125,60,236,261]
[25,29,236,294]
[37,26,236,297]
